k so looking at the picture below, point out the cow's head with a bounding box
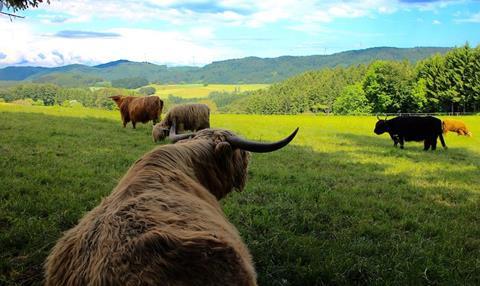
[108,95,124,108]
[169,127,299,199]
[374,114,389,135]
[152,123,170,142]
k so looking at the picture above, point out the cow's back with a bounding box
[390,116,442,141]
[129,96,162,123]
[170,104,210,131]
[45,176,256,286]
[443,119,467,131]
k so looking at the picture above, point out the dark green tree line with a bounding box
[0,83,137,110]
[235,44,480,115]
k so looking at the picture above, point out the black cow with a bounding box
[374,115,447,150]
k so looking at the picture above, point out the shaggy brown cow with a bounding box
[152,103,210,142]
[109,95,164,128]
[45,127,299,286]
[442,119,472,136]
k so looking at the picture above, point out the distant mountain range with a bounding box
[0,47,451,85]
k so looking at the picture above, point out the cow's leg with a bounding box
[121,115,127,128]
[431,136,438,150]
[423,139,430,151]
[132,121,136,129]
[389,133,398,147]
[439,133,447,149]
[399,136,404,149]
[458,129,465,136]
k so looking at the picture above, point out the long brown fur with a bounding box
[442,119,472,136]
[45,129,257,286]
[110,95,164,129]
[152,104,210,142]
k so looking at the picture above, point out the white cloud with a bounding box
[31,0,410,27]
[31,0,464,28]
[0,19,241,67]
[433,19,441,24]
[0,0,470,67]
[457,12,480,23]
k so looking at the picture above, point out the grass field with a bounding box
[149,83,269,98]
[1,103,479,285]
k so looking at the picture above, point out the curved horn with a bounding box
[376,114,381,120]
[169,133,196,143]
[226,128,299,153]
[168,122,196,143]
[384,114,388,120]
[170,123,177,135]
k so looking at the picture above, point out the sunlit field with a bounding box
[1,103,479,285]
[149,83,269,98]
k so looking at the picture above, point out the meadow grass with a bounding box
[0,103,479,285]
[149,83,269,98]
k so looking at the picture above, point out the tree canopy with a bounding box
[229,44,480,114]
[2,0,48,11]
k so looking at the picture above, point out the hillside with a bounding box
[31,72,104,87]
[0,47,451,84]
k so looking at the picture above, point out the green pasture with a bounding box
[148,83,268,98]
[0,103,479,285]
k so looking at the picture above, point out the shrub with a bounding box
[333,83,372,115]
[12,98,35,105]
[32,99,45,106]
[62,100,83,108]
[138,86,156,95]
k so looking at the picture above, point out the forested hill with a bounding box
[0,47,450,84]
[199,47,450,83]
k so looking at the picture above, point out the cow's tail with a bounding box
[439,133,447,149]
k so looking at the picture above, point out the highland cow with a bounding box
[152,103,210,142]
[109,95,164,128]
[374,115,447,150]
[442,119,472,136]
[45,127,299,286]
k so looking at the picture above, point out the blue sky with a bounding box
[0,0,479,67]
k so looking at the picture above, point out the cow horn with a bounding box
[226,128,299,153]
[376,114,381,120]
[384,114,388,120]
[168,122,196,143]
[169,133,196,143]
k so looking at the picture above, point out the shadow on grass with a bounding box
[1,112,479,285]
[335,132,480,192]
[226,138,480,285]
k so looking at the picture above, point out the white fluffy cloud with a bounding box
[457,12,480,23]
[36,0,456,27]
[0,0,469,67]
[0,17,241,67]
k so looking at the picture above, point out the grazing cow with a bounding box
[374,115,447,150]
[442,119,472,136]
[152,103,210,142]
[109,95,164,128]
[44,127,299,286]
